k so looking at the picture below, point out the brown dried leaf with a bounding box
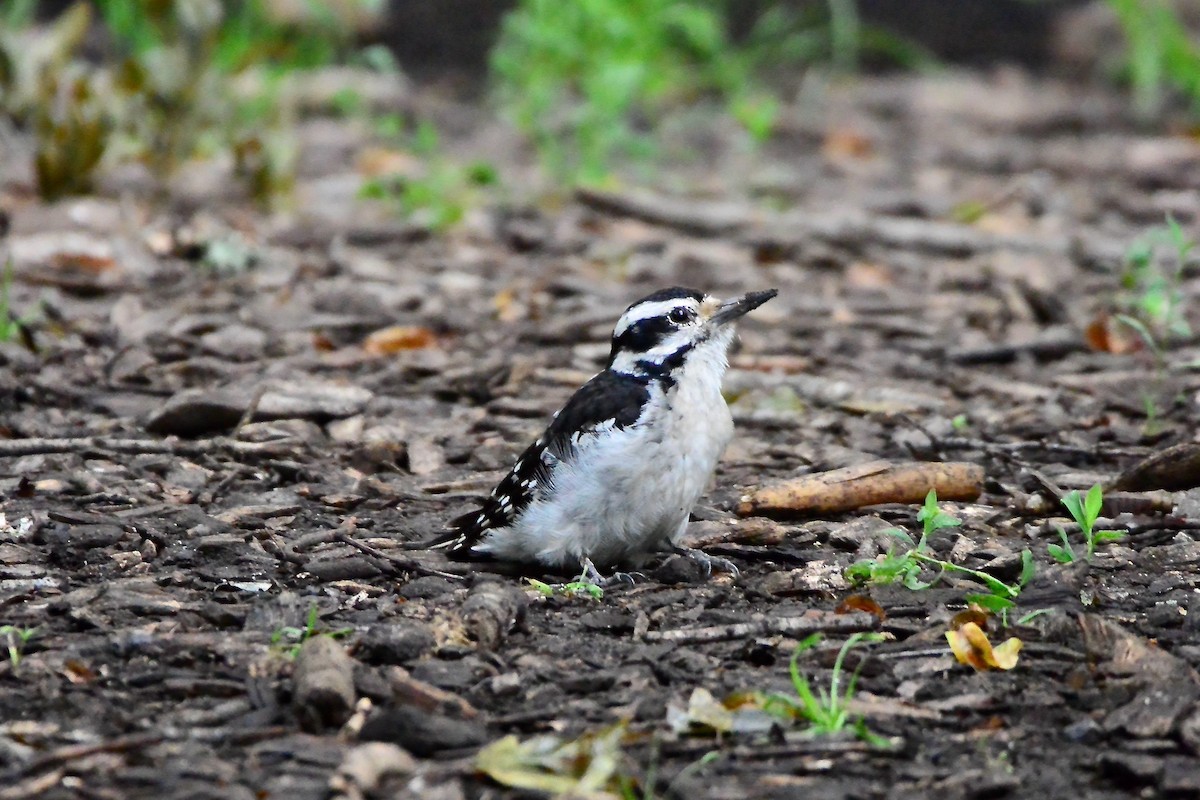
[49,252,117,274]
[949,605,991,631]
[357,147,417,178]
[823,128,874,159]
[1084,313,1141,355]
[363,325,438,355]
[62,659,96,684]
[836,595,886,621]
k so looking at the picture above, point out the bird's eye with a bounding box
[668,308,693,324]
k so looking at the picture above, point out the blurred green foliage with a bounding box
[1107,0,1200,118]
[490,0,778,185]
[489,0,929,185]
[0,0,372,203]
[359,119,500,231]
[98,0,359,72]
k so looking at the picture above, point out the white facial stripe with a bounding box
[641,329,696,362]
[613,297,700,338]
[608,327,699,374]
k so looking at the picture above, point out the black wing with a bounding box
[426,371,650,557]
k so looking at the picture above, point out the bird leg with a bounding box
[672,545,740,579]
[579,557,642,587]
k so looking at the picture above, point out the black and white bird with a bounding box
[427,286,777,582]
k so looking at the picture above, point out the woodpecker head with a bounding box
[607,286,777,379]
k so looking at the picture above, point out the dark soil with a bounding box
[3,70,1200,800]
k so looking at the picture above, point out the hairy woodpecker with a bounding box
[427,286,777,582]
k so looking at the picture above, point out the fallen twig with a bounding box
[332,531,468,581]
[747,210,1069,259]
[1111,442,1200,492]
[935,436,1148,461]
[643,611,877,644]
[8,732,164,782]
[574,186,751,236]
[0,436,299,459]
[737,461,984,518]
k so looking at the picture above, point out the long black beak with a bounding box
[711,289,778,326]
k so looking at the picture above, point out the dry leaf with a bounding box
[949,604,991,631]
[823,128,874,159]
[62,659,96,684]
[666,687,734,734]
[357,147,417,178]
[1084,313,1141,355]
[836,595,886,621]
[363,325,438,355]
[493,287,523,322]
[845,261,892,290]
[946,622,1022,671]
[49,252,118,274]
[475,724,624,798]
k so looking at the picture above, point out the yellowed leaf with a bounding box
[474,725,625,798]
[362,325,438,355]
[357,147,417,178]
[493,287,522,322]
[946,622,1022,671]
[475,736,581,795]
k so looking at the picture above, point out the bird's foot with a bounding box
[672,546,740,579]
[580,558,644,588]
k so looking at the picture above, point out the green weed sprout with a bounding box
[270,605,353,659]
[0,259,17,343]
[359,120,499,231]
[1107,0,1200,119]
[527,570,605,601]
[0,625,37,670]
[0,258,40,349]
[616,739,720,800]
[845,489,959,589]
[847,490,1035,624]
[764,632,886,741]
[1116,215,1194,346]
[1112,215,1196,427]
[1048,484,1123,564]
[490,0,776,184]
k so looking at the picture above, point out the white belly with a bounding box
[479,372,734,569]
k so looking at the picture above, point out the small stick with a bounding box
[643,611,877,644]
[332,530,468,581]
[9,732,164,781]
[232,384,269,438]
[937,437,1147,461]
[737,461,984,518]
[0,436,297,459]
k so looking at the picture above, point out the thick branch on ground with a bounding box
[1111,442,1200,492]
[737,461,984,518]
[643,611,877,644]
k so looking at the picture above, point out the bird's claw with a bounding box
[674,546,740,579]
[604,570,644,587]
[579,558,644,587]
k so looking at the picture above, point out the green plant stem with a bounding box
[827,0,860,74]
